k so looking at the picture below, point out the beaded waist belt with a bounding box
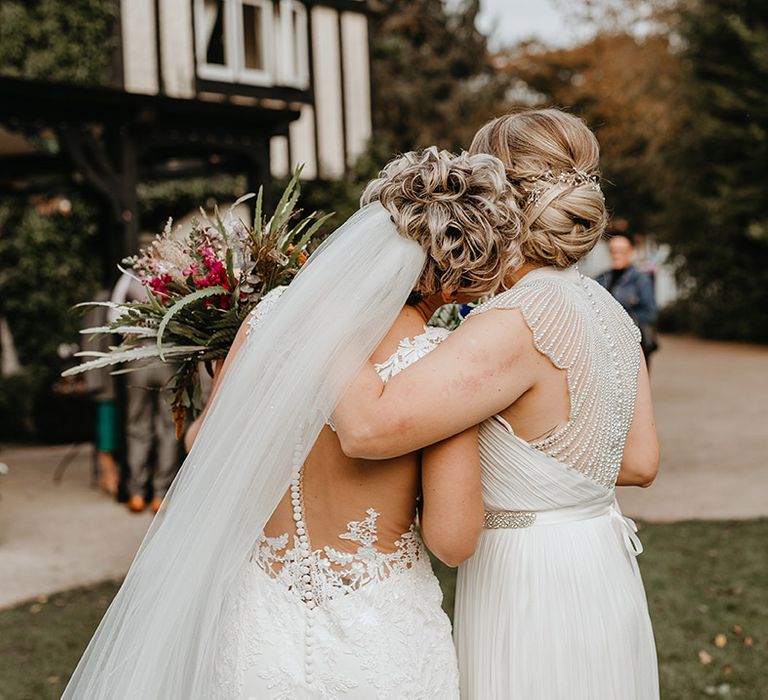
[483,510,537,529]
[483,498,613,530]
[482,498,645,566]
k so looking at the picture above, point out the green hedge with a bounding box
[0,0,117,85]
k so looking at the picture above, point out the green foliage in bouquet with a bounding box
[62,168,333,437]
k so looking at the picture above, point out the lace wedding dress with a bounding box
[454,266,659,699]
[212,295,458,699]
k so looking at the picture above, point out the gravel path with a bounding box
[1,334,765,607]
[0,444,152,608]
[617,335,768,521]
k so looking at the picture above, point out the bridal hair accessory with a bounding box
[523,168,602,205]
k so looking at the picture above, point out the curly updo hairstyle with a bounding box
[469,109,607,269]
[361,147,523,297]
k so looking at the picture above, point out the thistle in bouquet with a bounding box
[63,167,333,437]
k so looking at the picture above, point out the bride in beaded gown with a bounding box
[333,110,660,699]
[452,265,659,699]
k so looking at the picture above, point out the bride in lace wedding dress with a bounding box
[333,110,660,699]
[62,148,522,699]
[209,288,462,699]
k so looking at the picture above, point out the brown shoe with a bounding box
[150,497,163,514]
[127,494,146,513]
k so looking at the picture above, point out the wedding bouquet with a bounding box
[62,168,332,436]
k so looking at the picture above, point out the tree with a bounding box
[498,31,687,238]
[369,0,511,152]
[295,1,512,237]
[0,195,101,439]
[0,0,117,85]
[658,0,768,340]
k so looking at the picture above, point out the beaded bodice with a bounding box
[471,266,642,489]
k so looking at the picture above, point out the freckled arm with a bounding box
[333,310,535,459]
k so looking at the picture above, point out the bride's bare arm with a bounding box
[334,310,536,460]
[616,357,659,487]
[187,301,427,451]
[184,320,250,450]
[420,426,483,567]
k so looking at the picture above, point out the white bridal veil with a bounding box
[63,203,426,699]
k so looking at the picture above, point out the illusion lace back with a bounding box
[215,307,458,699]
[456,266,659,700]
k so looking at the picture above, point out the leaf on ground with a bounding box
[731,624,743,635]
[743,636,754,646]
[699,649,713,665]
[723,664,732,676]
[714,633,727,648]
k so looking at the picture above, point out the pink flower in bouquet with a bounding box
[187,245,233,309]
[182,261,200,278]
[145,272,174,301]
[193,247,228,288]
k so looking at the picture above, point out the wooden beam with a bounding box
[0,76,300,132]
[246,136,272,220]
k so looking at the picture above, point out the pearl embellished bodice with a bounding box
[471,266,642,489]
[456,267,657,700]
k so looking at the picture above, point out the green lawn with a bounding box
[1,521,766,699]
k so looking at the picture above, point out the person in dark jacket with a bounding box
[596,233,658,364]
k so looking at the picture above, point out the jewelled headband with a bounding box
[523,168,602,206]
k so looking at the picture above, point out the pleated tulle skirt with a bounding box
[454,512,659,699]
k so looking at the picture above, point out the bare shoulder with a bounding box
[370,306,426,364]
[449,305,534,361]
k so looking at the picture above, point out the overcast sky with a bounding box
[477,0,592,49]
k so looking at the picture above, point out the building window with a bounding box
[203,0,227,66]
[242,2,265,71]
[195,0,308,89]
[276,0,309,88]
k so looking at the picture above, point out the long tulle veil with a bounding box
[62,203,426,698]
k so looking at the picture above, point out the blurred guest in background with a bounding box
[81,290,120,496]
[109,271,179,514]
[596,232,659,364]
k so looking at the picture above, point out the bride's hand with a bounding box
[184,329,248,451]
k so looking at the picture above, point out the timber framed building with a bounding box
[0,0,373,271]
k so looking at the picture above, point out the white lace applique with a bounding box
[246,285,288,338]
[374,325,450,382]
[257,665,359,700]
[326,325,450,432]
[254,508,422,607]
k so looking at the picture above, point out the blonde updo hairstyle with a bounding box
[361,147,523,297]
[470,109,607,269]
